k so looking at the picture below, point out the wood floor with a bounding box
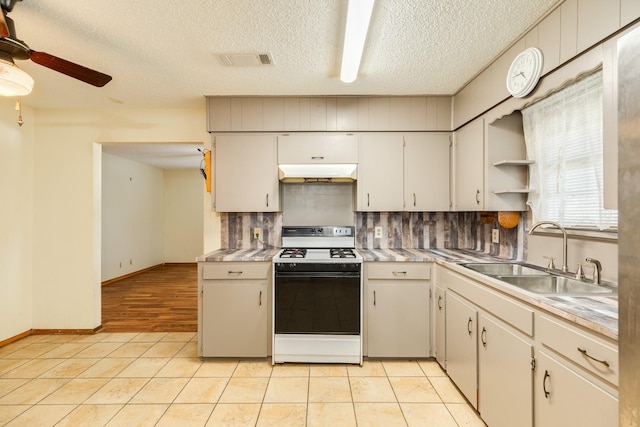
[101,263,197,333]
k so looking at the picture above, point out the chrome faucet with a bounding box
[529,221,568,273]
[585,258,602,284]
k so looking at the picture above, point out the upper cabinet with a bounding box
[207,96,452,132]
[404,133,451,211]
[454,113,529,211]
[213,134,279,212]
[277,134,358,164]
[357,133,451,212]
[357,134,405,211]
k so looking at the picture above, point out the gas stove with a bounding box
[275,226,362,264]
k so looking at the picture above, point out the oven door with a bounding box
[274,266,361,335]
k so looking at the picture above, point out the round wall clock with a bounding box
[506,47,544,98]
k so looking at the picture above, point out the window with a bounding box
[522,70,618,230]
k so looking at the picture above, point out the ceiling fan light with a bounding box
[0,58,34,96]
[340,0,375,83]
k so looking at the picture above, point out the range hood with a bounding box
[278,164,357,183]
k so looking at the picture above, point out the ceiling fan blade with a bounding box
[0,10,10,38]
[29,50,112,87]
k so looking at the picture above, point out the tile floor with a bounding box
[0,332,485,426]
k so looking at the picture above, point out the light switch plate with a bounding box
[492,228,500,243]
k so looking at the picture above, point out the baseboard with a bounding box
[0,330,31,348]
[0,325,102,348]
[101,264,163,286]
[31,326,101,335]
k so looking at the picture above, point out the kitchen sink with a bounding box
[461,262,550,276]
[496,275,617,295]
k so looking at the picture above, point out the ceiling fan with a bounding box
[0,0,112,93]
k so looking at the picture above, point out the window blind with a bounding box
[522,70,618,230]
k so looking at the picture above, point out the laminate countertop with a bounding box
[197,247,618,340]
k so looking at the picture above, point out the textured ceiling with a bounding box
[8,0,562,111]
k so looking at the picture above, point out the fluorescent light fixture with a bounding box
[0,57,34,96]
[340,0,375,83]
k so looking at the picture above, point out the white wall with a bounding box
[0,99,34,340]
[102,153,165,281]
[28,107,212,332]
[164,169,204,262]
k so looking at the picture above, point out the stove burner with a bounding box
[280,248,307,258]
[330,248,356,259]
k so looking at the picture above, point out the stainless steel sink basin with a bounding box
[496,275,617,295]
[461,262,550,276]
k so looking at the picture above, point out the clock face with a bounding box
[506,47,543,98]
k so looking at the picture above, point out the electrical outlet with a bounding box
[375,226,382,238]
[492,228,500,244]
[254,227,262,240]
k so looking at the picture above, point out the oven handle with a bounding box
[275,272,361,279]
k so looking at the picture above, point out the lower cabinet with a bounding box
[478,313,533,427]
[434,285,446,368]
[198,262,270,358]
[535,351,618,427]
[365,262,431,358]
[445,290,478,408]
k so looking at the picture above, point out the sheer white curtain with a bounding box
[522,70,618,230]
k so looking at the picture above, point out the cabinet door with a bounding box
[357,134,404,211]
[535,351,618,427]
[453,118,484,211]
[434,286,446,367]
[445,291,478,408]
[213,135,279,212]
[277,134,358,163]
[404,133,451,211]
[478,313,533,427]
[367,283,430,358]
[202,282,268,357]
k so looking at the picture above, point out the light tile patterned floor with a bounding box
[0,333,486,426]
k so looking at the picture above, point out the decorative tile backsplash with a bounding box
[355,211,526,259]
[219,211,525,259]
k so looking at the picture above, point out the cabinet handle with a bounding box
[266,193,269,207]
[311,156,324,160]
[437,295,443,310]
[367,193,370,207]
[413,192,416,206]
[475,189,480,205]
[392,271,407,276]
[373,290,376,306]
[228,271,243,275]
[577,347,610,368]
[259,290,262,306]
[543,370,551,398]
[481,327,487,347]
[467,317,473,336]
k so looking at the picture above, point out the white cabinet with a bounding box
[454,112,529,211]
[434,285,446,368]
[277,133,358,164]
[357,134,405,211]
[358,133,451,211]
[445,290,478,408]
[404,133,451,211]
[535,312,618,427]
[453,118,484,211]
[198,262,270,357]
[213,134,279,212]
[535,351,618,427]
[478,313,533,427]
[365,262,431,358]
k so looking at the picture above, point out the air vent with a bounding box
[216,52,274,66]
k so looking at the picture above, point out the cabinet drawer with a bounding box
[201,262,271,280]
[538,314,618,386]
[278,134,358,163]
[367,262,431,280]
